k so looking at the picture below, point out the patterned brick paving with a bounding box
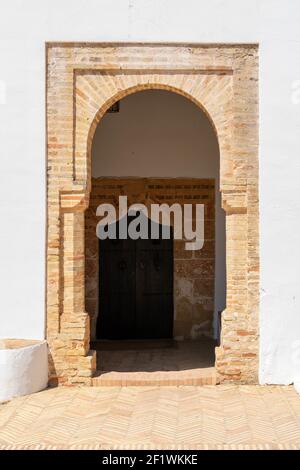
[0,385,300,450]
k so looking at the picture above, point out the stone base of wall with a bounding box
[215,308,259,384]
[48,350,96,386]
[48,313,97,386]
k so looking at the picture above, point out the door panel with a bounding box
[136,241,173,339]
[97,238,136,339]
[97,217,173,340]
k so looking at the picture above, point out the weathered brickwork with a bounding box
[85,177,215,341]
[46,43,259,384]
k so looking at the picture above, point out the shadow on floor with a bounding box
[92,338,216,373]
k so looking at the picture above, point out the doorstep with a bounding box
[92,367,217,386]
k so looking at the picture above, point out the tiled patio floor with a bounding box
[0,385,300,449]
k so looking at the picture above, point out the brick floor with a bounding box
[0,385,300,449]
[93,339,216,386]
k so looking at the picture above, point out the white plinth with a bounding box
[0,339,48,401]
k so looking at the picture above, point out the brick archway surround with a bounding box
[46,43,259,385]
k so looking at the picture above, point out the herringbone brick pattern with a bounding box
[0,386,300,450]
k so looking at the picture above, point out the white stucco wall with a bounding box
[0,0,299,383]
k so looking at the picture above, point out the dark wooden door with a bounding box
[97,217,173,340]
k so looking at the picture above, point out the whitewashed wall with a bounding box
[0,0,299,384]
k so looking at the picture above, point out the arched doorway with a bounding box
[85,89,225,382]
[46,43,259,385]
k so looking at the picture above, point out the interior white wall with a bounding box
[0,0,299,383]
[92,90,226,337]
[92,90,219,178]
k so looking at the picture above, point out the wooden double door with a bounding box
[96,218,173,340]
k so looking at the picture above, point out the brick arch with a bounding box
[75,74,232,194]
[46,44,259,385]
[87,83,220,158]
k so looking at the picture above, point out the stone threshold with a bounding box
[92,367,217,386]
